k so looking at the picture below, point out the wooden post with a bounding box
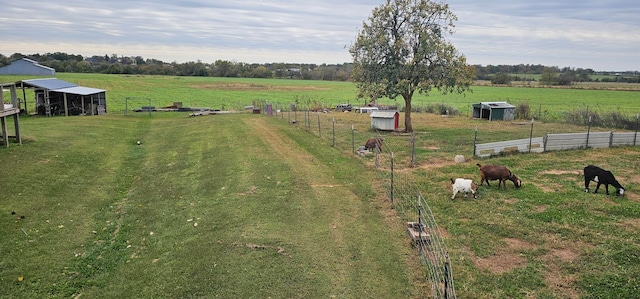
[63,92,68,116]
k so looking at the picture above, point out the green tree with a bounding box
[540,67,558,85]
[490,73,512,85]
[349,0,474,132]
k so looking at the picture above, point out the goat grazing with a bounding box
[584,165,625,196]
[450,178,478,200]
[476,163,522,189]
[364,137,384,152]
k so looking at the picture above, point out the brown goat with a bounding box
[364,137,384,152]
[476,163,522,189]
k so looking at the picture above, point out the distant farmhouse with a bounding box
[0,58,56,76]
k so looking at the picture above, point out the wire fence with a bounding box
[259,101,456,298]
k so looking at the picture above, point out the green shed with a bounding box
[472,102,515,121]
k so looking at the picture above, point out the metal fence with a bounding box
[259,102,456,298]
[475,131,640,157]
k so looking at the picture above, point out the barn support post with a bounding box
[390,152,395,204]
[529,118,534,153]
[63,93,68,116]
[1,117,7,147]
[45,91,51,117]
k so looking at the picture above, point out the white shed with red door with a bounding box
[370,110,400,131]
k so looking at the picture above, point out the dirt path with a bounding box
[245,117,364,293]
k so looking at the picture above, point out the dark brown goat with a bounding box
[364,137,384,152]
[476,163,522,189]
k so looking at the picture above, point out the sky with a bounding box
[1,0,639,71]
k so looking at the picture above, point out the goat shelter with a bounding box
[472,102,515,121]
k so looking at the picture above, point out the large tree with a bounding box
[350,0,474,132]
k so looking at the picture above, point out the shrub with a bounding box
[515,102,531,120]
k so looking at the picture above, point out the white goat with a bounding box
[450,178,478,200]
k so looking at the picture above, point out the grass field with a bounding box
[2,74,639,122]
[1,74,640,298]
[0,113,424,298]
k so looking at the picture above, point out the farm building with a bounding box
[472,102,515,121]
[16,78,107,116]
[370,110,400,131]
[0,82,22,147]
[0,58,56,76]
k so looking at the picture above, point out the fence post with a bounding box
[375,131,379,169]
[332,117,335,147]
[390,152,394,204]
[609,131,614,148]
[417,195,424,256]
[586,116,592,148]
[634,114,639,146]
[543,132,548,151]
[444,253,454,299]
[317,113,321,137]
[473,125,478,157]
[529,118,534,153]
[351,125,355,155]
[411,131,416,165]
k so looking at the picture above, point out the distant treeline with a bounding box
[1,52,639,83]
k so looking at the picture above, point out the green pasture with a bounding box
[2,74,640,298]
[2,74,639,122]
[0,113,416,298]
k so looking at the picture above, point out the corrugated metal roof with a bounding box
[20,78,77,90]
[18,78,106,96]
[370,111,399,118]
[475,102,515,108]
[56,86,106,96]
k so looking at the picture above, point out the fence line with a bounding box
[259,102,456,298]
[475,131,639,157]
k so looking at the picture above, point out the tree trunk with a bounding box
[404,96,413,132]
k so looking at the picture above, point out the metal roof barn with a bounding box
[0,58,56,76]
[472,102,515,121]
[16,78,107,116]
[370,110,400,131]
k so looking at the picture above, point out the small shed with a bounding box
[370,110,399,131]
[16,78,106,116]
[472,102,515,121]
[0,58,56,76]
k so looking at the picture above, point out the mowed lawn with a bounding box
[0,113,415,298]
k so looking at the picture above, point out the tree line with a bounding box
[1,52,638,84]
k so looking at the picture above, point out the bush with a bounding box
[515,102,531,120]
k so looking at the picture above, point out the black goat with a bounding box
[584,165,625,196]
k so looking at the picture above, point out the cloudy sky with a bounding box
[1,0,639,71]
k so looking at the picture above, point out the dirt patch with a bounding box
[417,158,458,169]
[539,170,581,176]
[470,237,534,274]
[544,263,581,298]
[532,182,564,193]
[535,205,548,213]
[618,218,640,231]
